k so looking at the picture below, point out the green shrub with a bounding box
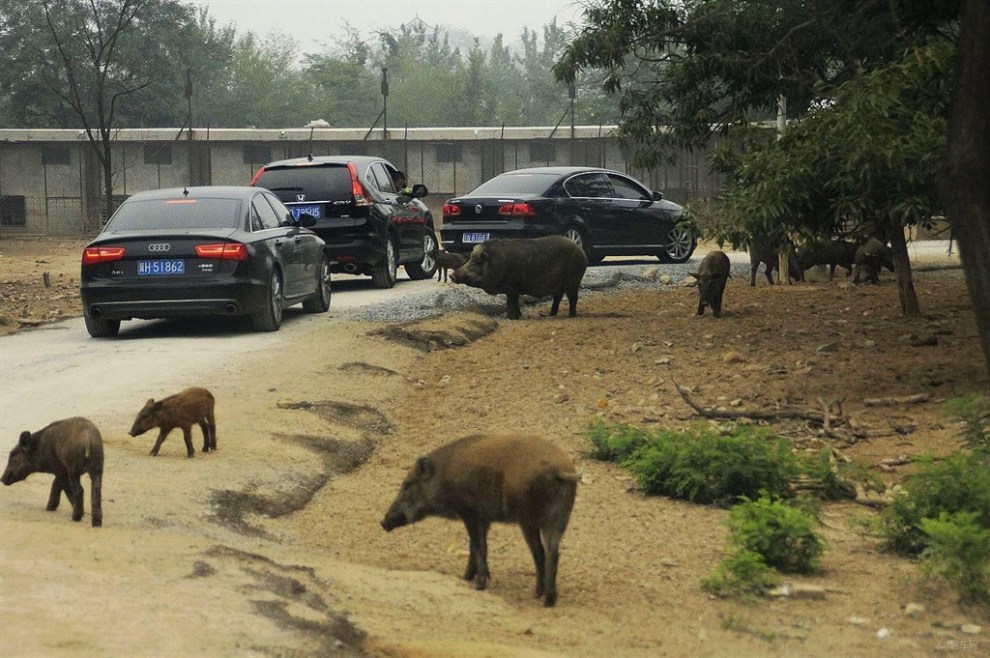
[701,549,781,599]
[727,494,827,573]
[919,511,990,606]
[880,452,990,555]
[942,394,990,454]
[622,426,800,506]
[585,419,648,462]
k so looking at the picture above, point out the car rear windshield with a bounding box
[255,165,352,201]
[468,172,558,196]
[107,198,243,230]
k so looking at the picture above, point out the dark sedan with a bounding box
[80,186,331,337]
[440,166,696,263]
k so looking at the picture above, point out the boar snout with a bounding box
[381,509,407,532]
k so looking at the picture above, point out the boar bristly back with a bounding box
[2,417,104,527]
[381,433,579,607]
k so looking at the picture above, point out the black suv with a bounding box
[251,155,437,288]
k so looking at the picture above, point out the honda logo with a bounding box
[148,243,171,252]
[296,194,306,202]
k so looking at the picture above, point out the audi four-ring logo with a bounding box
[148,244,171,252]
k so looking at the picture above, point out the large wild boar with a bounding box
[690,250,731,317]
[129,387,216,458]
[797,239,857,280]
[748,235,801,286]
[2,417,104,527]
[853,237,895,284]
[381,433,579,607]
[449,236,588,319]
[435,250,467,283]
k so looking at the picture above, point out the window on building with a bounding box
[41,146,70,166]
[144,144,172,165]
[243,145,272,165]
[0,196,27,226]
[436,143,463,163]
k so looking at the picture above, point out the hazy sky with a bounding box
[191,0,588,50]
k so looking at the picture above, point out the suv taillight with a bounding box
[442,203,461,217]
[82,246,125,265]
[497,202,536,218]
[347,162,371,207]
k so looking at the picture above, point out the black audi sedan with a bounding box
[440,166,696,263]
[80,186,331,337]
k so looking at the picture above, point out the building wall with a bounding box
[0,127,722,235]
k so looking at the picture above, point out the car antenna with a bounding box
[307,153,313,162]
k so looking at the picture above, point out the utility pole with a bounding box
[381,67,389,140]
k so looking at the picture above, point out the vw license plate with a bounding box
[290,204,322,219]
[463,232,490,244]
[138,259,185,276]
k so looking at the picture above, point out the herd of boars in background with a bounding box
[2,229,901,607]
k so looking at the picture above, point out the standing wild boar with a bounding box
[449,236,588,319]
[2,417,104,527]
[797,239,857,280]
[435,250,467,283]
[748,235,801,286]
[853,237,895,284]
[690,250,731,317]
[381,433,579,607]
[129,387,216,458]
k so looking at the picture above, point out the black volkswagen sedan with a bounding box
[440,166,696,263]
[80,186,331,337]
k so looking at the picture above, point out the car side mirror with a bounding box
[652,191,664,201]
[294,212,318,228]
[410,184,428,198]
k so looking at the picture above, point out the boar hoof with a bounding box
[474,575,488,591]
[92,517,102,528]
[544,593,558,608]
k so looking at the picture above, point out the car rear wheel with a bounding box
[303,254,332,313]
[659,224,697,264]
[84,314,120,338]
[252,269,283,331]
[563,225,594,261]
[371,234,398,289]
[405,229,439,280]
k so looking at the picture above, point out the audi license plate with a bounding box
[463,232,490,244]
[137,259,185,276]
[290,204,322,219]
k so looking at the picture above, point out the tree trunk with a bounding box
[888,223,919,316]
[939,0,990,382]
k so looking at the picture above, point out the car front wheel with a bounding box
[303,254,332,313]
[659,224,697,263]
[371,234,398,289]
[252,268,283,331]
[405,229,439,280]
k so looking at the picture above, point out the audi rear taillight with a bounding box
[195,243,248,261]
[347,162,371,207]
[82,246,125,265]
[442,203,461,217]
[497,202,537,218]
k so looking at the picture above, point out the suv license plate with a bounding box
[138,259,185,276]
[291,204,322,219]
[463,232,489,244]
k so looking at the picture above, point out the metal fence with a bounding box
[0,126,722,235]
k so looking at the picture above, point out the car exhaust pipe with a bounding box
[224,303,237,314]
[90,307,103,318]
[343,263,358,273]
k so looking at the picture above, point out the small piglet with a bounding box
[435,250,467,283]
[690,250,731,317]
[381,433,579,607]
[450,236,588,319]
[2,417,104,527]
[129,387,216,458]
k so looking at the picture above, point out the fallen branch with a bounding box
[674,381,845,426]
[863,393,930,407]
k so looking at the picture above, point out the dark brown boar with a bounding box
[129,387,216,458]
[748,235,802,286]
[2,417,104,527]
[853,237,895,284]
[435,250,467,283]
[381,433,579,607]
[449,236,588,319]
[690,250,731,317]
[797,239,857,280]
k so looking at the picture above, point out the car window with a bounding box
[565,173,612,198]
[262,192,294,224]
[106,197,243,231]
[368,162,398,194]
[468,172,558,196]
[251,194,282,231]
[254,165,352,201]
[606,173,651,201]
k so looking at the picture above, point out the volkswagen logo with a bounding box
[148,243,171,253]
[296,194,306,202]
[474,204,483,214]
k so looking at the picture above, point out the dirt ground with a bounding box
[0,236,987,657]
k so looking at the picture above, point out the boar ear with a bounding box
[414,456,436,480]
[152,400,164,411]
[18,431,33,448]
